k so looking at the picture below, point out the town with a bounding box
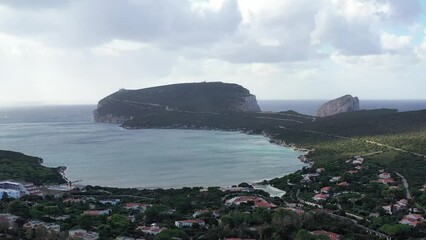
[0,152,425,239]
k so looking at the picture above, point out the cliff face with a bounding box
[94,82,261,123]
[316,95,359,117]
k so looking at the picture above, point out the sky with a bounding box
[0,0,425,105]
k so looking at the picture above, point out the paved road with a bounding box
[394,171,412,199]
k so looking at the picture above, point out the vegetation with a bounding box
[0,150,65,185]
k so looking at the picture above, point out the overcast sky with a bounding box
[0,0,425,104]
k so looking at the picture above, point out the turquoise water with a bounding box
[0,106,304,188]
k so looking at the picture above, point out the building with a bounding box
[312,230,340,240]
[69,229,99,240]
[399,214,424,227]
[329,176,341,182]
[83,209,111,216]
[0,180,42,197]
[99,199,121,205]
[313,194,328,201]
[23,220,60,233]
[320,186,331,194]
[0,213,19,230]
[372,178,395,185]
[379,173,391,179]
[381,199,408,215]
[136,224,166,235]
[193,209,210,218]
[175,219,205,228]
[63,198,86,204]
[0,189,20,199]
[225,196,276,209]
[337,182,350,187]
[124,203,150,212]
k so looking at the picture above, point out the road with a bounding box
[394,171,412,199]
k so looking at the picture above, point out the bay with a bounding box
[0,105,304,188]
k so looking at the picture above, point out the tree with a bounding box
[154,229,186,240]
[1,192,9,202]
[8,200,29,218]
[295,229,315,240]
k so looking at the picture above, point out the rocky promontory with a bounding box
[316,95,359,117]
[94,82,261,123]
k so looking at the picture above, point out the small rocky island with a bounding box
[316,94,359,117]
[94,82,261,123]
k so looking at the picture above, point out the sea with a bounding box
[0,100,424,188]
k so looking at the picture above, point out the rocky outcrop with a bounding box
[316,95,359,117]
[94,82,261,123]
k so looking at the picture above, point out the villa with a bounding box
[225,196,277,209]
[320,187,331,194]
[337,182,350,187]
[99,199,121,205]
[125,203,150,211]
[83,209,112,216]
[379,172,391,179]
[69,229,99,240]
[312,230,341,240]
[329,176,341,182]
[137,224,166,235]
[313,193,329,201]
[175,219,205,228]
[0,213,18,230]
[399,214,424,227]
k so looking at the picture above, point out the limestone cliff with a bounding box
[316,95,359,117]
[94,82,261,123]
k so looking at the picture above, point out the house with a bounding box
[83,209,111,216]
[313,194,328,201]
[316,168,326,173]
[99,199,121,205]
[23,220,60,233]
[399,214,424,227]
[320,187,331,194]
[124,203,150,212]
[0,180,42,197]
[337,182,350,187]
[419,184,426,192]
[225,196,276,209]
[372,178,395,185]
[69,229,99,240]
[136,224,166,235]
[379,173,391,179]
[63,197,86,204]
[355,166,363,170]
[383,200,409,215]
[175,219,205,228]
[352,156,364,165]
[0,213,18,230]
[193,209,210,218]
[329,176,341,182]
[347,170,358,174]
[382,205,392,215]
[312,230,340,240]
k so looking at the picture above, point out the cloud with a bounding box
[0,0,425,103]
[381,32,412,53]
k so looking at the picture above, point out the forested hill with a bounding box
[306,109,426,137]
[94,82,261,123]
[0,150,65,185]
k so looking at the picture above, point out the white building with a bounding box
[0,180,42,197]
[0,189,21,199]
